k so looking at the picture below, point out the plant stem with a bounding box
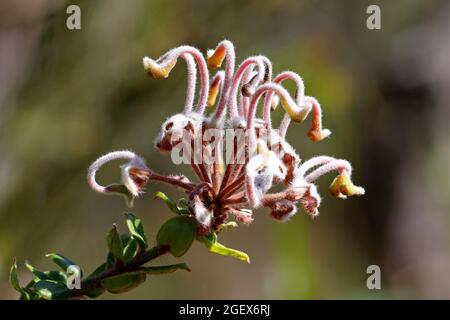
[70,245,170,298]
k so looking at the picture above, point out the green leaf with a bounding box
[31,280,71,300]
[24,261,47,280]
[84,264,107,298]
[24,261,66,282]
[105,183,134,207]
[10,260,35,300]
[177,198,190,215]
[140,263,191,275]
[85,284,106,299]
[100,272,146,294]
[203,232,218,243]
[19,291,33,300]
[156,216,197,257]
[45,253,82,277]
[121,233,139,262]
[124,213,147,249]
[200,236,250,263]
[106,253,116,269]
[44,270,67,282]
[155,192,181,215]
[87,263,107,280]
[107,224,124,261]
[21,278,39,300]
[10,258,23,294]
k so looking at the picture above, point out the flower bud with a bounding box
[281,96,311,123]
[207,46,226,69]
[270,200,297,222]
[329,172,365,199]
[143,56,177,80]
[305,96,332,142]
[308,128,332,142]
[120,157,151,197]
[207,73,222,107]
[300,184,321,217]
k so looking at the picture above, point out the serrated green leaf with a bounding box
[156,216,197,257]
[140,263,191,275]
[200,236,250,263]
[124,213,147,249]
[31,280,71,300]
[107,224,124,261]
[155,192,180,214]
[100,272,146,294]
[45,253,82,277]
[121,233,139,262]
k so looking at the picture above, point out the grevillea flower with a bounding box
[87,40,365,261]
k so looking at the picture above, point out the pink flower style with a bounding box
[88,40,365,237]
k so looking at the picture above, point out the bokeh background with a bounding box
[1,0,449,299]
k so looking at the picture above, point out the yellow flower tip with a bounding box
[207,83,220,107]
[225,221,239,228]
[329,173,365,198]
[281,97,311,123]
[142,56,176,80]
[207,47,226,69]
[308,128,332,142]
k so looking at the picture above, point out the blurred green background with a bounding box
[1,0,450,299]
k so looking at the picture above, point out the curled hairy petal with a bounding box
[228,56,266,123]
[143,45,209,114]
[88,150,150,197]
[208,40,235,126]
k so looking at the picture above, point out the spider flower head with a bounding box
[88,40,365,263]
